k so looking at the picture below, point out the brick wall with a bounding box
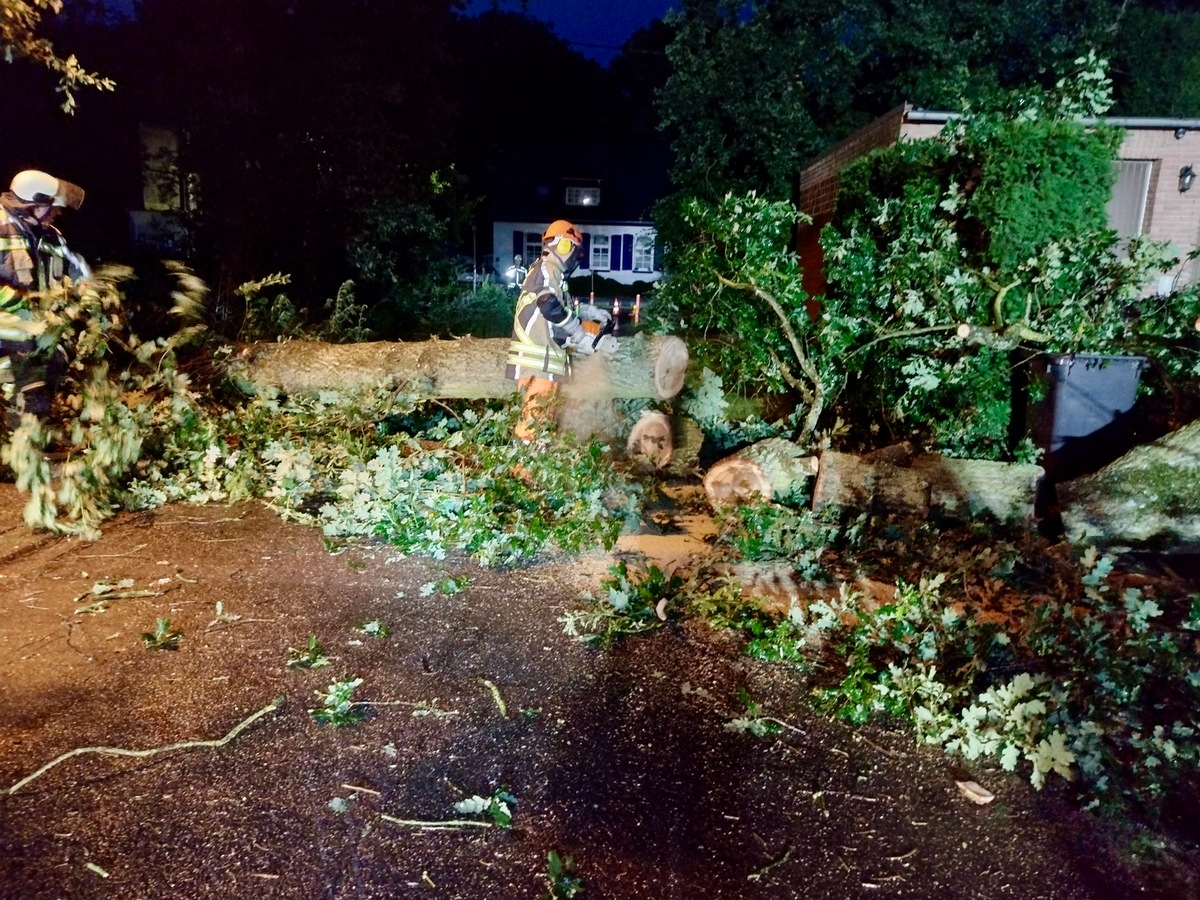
[797,111,1200,295]
[1123,128,1200,288]
[796,105,913,294]
[798,105,910,221]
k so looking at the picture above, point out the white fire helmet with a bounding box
[10,170,85,210]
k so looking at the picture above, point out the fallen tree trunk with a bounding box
[227,334,689,401]
[812,452,1042,523]
[703,437,1042,524]
[1058,418,1200,550]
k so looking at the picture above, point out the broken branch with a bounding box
[7,696,285,794]
[480,678,508,718]
[379,814,495,830]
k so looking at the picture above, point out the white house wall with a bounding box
[491,221,661,286]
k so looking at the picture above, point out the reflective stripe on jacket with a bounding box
[0,283,20,313]
[505,254,577,382]
[0,201,88,310]
[506,289,570,379]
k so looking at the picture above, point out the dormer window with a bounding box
[565,185,601,207]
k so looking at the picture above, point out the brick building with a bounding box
[796,104,1200,297]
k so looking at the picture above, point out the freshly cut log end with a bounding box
[703,437,818,508]
[704,457,773,506]
[651,336,689,400]
[626,411,675,470]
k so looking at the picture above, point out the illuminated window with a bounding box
[565,185,601,206]
[591,234,611,270]
[139,124,199,213]
[633,233,656,272]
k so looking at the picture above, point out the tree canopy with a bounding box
[655,0,1196,199]
[655,58,1200,456]
[0,0,113,111]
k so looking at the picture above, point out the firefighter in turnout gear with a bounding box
[0,170,89,431]
[505,219,613,442]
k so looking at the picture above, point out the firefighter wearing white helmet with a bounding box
[505,219,614,441]
[1,170,90,431]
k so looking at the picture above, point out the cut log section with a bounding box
[228,333,688,401]
[623,411,707,474]
[663,416,705,476]
[812,451,1042,523]
[626,411,675,470]
[1058,418,1200,550]
[702,436,1043,524]
[702,437,818,507]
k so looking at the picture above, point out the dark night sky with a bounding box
[100,1,678,67]
[462,0,678,66]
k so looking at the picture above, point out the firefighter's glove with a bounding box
[576,303,612,326]
[557,315,583,341]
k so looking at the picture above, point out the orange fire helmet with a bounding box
[542,219,583,252]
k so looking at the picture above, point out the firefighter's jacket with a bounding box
[0,195,89,342]
[505,253,579,382]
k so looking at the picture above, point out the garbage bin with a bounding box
[1027,353,1148,532]
[1044,354,1146,451]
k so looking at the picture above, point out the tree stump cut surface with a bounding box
[702,437,818,507]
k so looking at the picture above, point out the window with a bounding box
[633,233,656,272]
[565,185,601,207]
[139,124,198,213]
[1107,160,1152,255]
[590,234,611,270]
[523,232,543,264]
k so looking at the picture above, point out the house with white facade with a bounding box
[487,141,671,290]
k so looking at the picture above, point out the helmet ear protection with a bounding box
[543,219,582,253]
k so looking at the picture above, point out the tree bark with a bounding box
[1057,418,1200,550]
[811,451,1042,523]
[228,333,689,401]
[663,415,705,476]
